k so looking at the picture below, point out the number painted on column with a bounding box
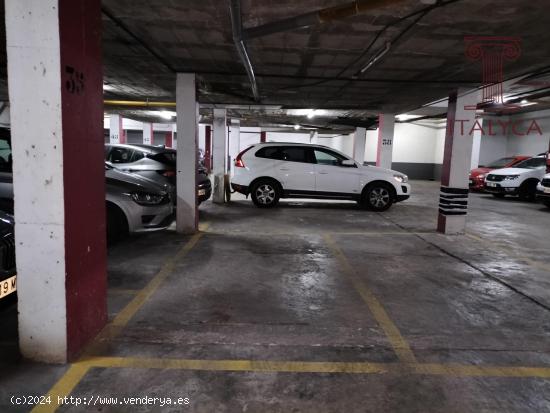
[382,139,393,146]
[65,66,85,95]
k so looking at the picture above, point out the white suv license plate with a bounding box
[487,182,497,187]
[0,275,17,299]
[544,187,550,194]
[198,189,206,196]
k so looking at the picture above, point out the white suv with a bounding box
[484,155,549,201]
[231,143,411,211]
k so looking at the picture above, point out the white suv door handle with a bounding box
[279,168,290,171]
[319,171,329,175]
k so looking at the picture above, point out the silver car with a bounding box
[105,164,174,239]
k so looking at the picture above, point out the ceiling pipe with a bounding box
[230,0,260,102]
[104,100,176,108]
[243,0,408,39]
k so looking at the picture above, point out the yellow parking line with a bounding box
[31,362,92,413]
[33,227,208,413]
[111,228,207,327]
[85,356,393,374]
[323,233,417,364]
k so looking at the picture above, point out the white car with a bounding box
[484,155,548,201]
[536,173,550,208]
[231,143,411,211]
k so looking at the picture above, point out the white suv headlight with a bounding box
[504,175,520,181]
[394,175,408,183]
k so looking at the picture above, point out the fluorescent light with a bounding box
[293,124,301,130]
[521,99,528,104]
[103,84,115,91]
[307,110,316,119]
[396,114,418,121]
[159,110,176,120]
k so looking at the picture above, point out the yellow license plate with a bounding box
[198,189,206,196]
[487,182,497,187]
[544,187,550,194]
[0,275,16,299]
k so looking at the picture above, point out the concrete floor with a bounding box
[1,180,550,412]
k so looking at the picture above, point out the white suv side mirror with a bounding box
[341,159,356,167]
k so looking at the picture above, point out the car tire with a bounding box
[106,203,129,243]
[518,181,538,202]
[544,201,550,209]
[363,182,394,212]
[250,179,281,208]
[492,193,505,198]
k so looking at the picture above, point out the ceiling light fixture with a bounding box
[159,110,176,120]
[294,124,301,130]
[355,42,391,78]
[307,110,316,119]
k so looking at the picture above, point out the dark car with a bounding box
[0,211,16,303]
[105,144,211,203]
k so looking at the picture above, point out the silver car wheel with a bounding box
[255,184,276,204]
[369,187,390,208]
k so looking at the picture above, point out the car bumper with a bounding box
[469,178,485,191]
[484,184,519,195]
[128,203,174,233]
[198,179,212,203]
[536,184,550,200]
[394,182,411,202]
[231,183,249,195]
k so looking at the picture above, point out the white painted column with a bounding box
[229,119,240,176]
[353,127,366,164]
[212,109,227,203]
[438,89,479,235]
[142,122,153,145]
[6,0,106,363]
[470,118,482,170]
[109,114,122,144]
[171,123,177,150]
[376,114,395,169]
[176,73,198,233]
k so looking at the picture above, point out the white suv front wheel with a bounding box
[250,179,281,208]
[362,183,394,212]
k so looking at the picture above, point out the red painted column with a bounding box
[6,0,106,362]
[260,131,266,143]
[205,125,212,173]
[165,131,173,148]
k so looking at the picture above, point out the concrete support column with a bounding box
[353,127,366,164]
[376,114,395,169]
[438,89,479,234]
[142,122,153,145]
[175,73,198,234]
[229,119,240,176]
[205,125,212,173]
[212,109,227,203]
[6,0,106,362]
[165,130,173,148]
[260,131,266,143]
[109,114,122,144]
[470,119,482,170]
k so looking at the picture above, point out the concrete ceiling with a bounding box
[1,0,550,130]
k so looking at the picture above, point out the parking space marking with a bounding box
[33,227,208,413]
[111,228,207,327]
[203,229,433,236]
[31,363,92,413]
[323,233,417,364]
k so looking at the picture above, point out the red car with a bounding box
[469,156,530,191]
